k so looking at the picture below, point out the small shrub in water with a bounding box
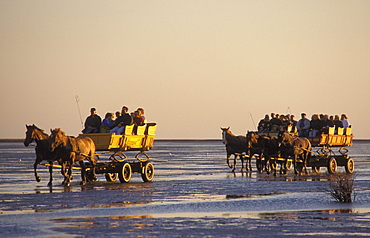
[327,173,356,203]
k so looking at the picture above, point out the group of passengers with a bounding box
[82,106,147,134]
[258,112,350,137]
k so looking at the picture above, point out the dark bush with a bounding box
[327,173,356,203]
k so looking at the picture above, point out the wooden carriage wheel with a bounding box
[118,163,132,183]
[141,162,155,182]
[345,158,354,174]
[312,166,321,173]
[327,157,337,174]
[105,173,118,182]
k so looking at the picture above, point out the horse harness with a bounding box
[67,137,90,158]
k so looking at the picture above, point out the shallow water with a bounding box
[1,140,370,237]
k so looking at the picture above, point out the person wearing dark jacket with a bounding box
[308,114,321,137]
[110,106,133,134]
[82,108,101,134]
[258,115,271,132]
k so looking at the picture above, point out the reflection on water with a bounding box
[51,215,154,234]
[259,209,354,221]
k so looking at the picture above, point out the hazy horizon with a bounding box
[1,1,369,139]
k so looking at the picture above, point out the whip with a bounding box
[75,95,83,129]
[249,112,256,129]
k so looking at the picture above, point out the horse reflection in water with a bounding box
[23,124,67,186]
[49,128,97,186]
[221,127,250,172]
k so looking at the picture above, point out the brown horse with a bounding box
[257,134,283,175]
[278,132,311,175]
[221,127,249,172]
[49,128,97,186]
[246,131,265,173]
[24,124,66,186]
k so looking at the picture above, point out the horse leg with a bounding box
[247,155,252,171]
[65,155,75,186]
[47,160,53,186]
[303,152,308,174]
[232,154,237,172]
[240,154,245,172]
[227,153,232,169]
[79,159,87,185]
[60,160,68,185]
[264,154,270,174]
[34,158,41,182]
[294,154,299,175]
[91,156,97,181]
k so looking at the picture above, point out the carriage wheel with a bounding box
[345,158,354,174]
[327,158,337,174]
[312,166,321,173]
[105,173,118,182]
[141,162,155,182]
[118,163,132,183]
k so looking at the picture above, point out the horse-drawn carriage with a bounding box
[306,127,354,174]
[222,126,354,175]
[24,123,157,186]
[78,123,157,183]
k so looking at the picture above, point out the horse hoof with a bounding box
[80,181,86,186]
[36,177,41,182]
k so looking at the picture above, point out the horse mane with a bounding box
[28,124,49,138]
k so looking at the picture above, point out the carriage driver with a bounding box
[258,114,271,132]
[82,108,102,134]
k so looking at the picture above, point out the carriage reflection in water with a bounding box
[77,123,157,183]
[222,126,354,175]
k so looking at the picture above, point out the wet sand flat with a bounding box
[1,140,370,237]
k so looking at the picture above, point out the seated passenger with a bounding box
[100,112,115,133]
[258,115,271,132]
[334,115,344,133]
[297,113,310,137]
[320,114,334,134]
[289,115,297,127]
[110,106,133,135]
[308,114,321,137]
[133,109,146,126]
[279,115,290,132]
[270,113,282,132]
[341,114,350,128]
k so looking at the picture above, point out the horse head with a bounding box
[49,128,66,152]
[220,127,230,144]
[24,124,35,146]
[24,124,48,146]
[246,131,259,148]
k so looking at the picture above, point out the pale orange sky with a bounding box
[1,1,369,139]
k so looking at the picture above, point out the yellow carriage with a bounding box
[78,123,157,183]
